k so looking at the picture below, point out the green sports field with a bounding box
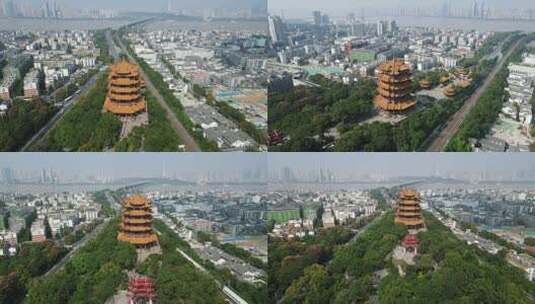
[267,209,300,224]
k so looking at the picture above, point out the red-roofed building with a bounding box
[401,234,418,255]
[127,276,155,304]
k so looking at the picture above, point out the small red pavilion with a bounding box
[127,276,155,304]
[401,234,418,255]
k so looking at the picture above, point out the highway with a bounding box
[426,37,524,152]
[20,70,103,151]
[113,31,202,152]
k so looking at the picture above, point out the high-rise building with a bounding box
[268,15,286,45]
[479,0,486,19]
[387,20,398,33]
[395,189,425,230]
[167,0,172,12]
[472,0,479,18]
[2,0,15,17]
[313,11,322,26]
[321,13,330,25]
[0,167,14,184]
[377,20,385,36]
[117,194,158,248]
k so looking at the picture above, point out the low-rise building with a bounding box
[23,68,40,98]
[30,221,46,243]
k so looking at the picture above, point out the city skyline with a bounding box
[0,0,266,16]
[269,0,535,20]
[0,153,267,183]
[269,153,535,181]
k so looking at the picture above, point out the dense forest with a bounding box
[377,213,535,304]
[269,211,535,304]
[270,213,407,303]
[24,219,137,304]
[0,99,56,151]
[0,242,67,304]
[35,72,122,151]
[269,75,376,151]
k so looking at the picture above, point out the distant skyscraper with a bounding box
[1,168,14,184]
[313,11,322,26]
[441,1,451,17]
[2,0,15,17]
[268,15,287,45]
[472,0,479,18]
[377,20,385,37]
[322,14,330,25]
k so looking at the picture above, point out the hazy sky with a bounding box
[26,0,266,13]
[0,153,266,180]
[269,0,535,19]
[269,153,535,179]
[2,153,534,182]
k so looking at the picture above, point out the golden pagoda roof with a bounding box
[117,233,158,246]
[398,206,421,211]
[443,85,457,97]
[110,78,141,87]
[378,59,411,75]
[110,87,140,95]
[104,98,146,115]
[374,95,416,111]
[124,194,151,206]
[121,224,153,232]
[395,218,425,226]
[378,87,413,98]
[124,209,152,217]
[379,74,412,84]
[440,75,450,83]
[110,60,140,75]
[124,218,152,225]
[108,93,142,102]
[419,79,432,89]
[400,188,419,199]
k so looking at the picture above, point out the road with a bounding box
[43,217,111,277]
[20,70,103,151]
[426,37,524,152]
[104,190,122,212]
[105,30,120,62]
[113,32,201,152]
[348,212,385,244]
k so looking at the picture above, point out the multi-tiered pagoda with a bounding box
[374,59,416,112]
[117,194,158,248]
[395,188,424,230]
[104,60,147,117]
